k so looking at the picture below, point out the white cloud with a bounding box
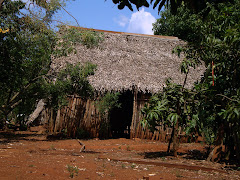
[114,15,129,27]
[127,8,156,35]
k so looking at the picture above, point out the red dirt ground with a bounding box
[0,128,239,180]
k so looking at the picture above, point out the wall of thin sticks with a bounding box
[131,123,195,143]
[42,93,198,142]
[129,91,195,143]
[44,95,102,138]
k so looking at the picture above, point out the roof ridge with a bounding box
[70,26,179,40]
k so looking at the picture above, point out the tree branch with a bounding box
[0,0,4,9]
[9,76,42,105]
[58,3,80,27]
[10,100,23,111]
[76,139,85,152]
[215,94,234,101]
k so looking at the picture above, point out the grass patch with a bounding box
[121,164,126,169]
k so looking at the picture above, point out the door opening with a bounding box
[109,90,133,139]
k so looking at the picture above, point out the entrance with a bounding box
[109,90,133,138]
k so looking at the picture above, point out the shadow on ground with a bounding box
[141,150,240,171]
[140,149,208,161]
[0,131,68,144]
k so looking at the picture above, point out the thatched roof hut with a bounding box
[44,28,205,139]
[51,28,204,94]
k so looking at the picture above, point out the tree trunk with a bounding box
[0,0,4,9]
[207,124,224,162]
[224,123,235,160]
[167,125,174,153]
[172,120,179,157]
[233,127,240,162]
[172,100,181,157]
[2,114,8,130]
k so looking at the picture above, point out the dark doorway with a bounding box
[109,90,133,139]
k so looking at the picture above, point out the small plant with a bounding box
[102,163,106,169]
[131,163,136,168]
[96,92,121,117]
[118,146,121,149]
[110,172,115,177]
[66,165,79,178]
[126,145,130,151]
[121,164,126,169]
[175,170,183,178]
[28,165,34,167]
[50,144,56,150]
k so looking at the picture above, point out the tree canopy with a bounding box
[110,0,232,14]
[0,0,102,129]
[143,0,240,161]
[0,0,57,127]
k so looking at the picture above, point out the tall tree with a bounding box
[0,0,58,127]
[0,1,102,128]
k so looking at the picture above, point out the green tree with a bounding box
[152,1,240,161]
[0,0,102,129]
[43,62,97,111]
[110,0,232,14]
[142,79,195,156]
[0,0,58,127]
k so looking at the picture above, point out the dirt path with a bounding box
[0,130,239,180]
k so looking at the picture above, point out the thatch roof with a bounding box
[51,28,205,93]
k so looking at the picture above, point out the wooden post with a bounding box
[130,87,138,139]
[54,109,61,133]
[152,131,156,141]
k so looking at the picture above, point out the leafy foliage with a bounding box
[95,92,121,138]
[0,0,57,127]
[43,63,96,110]
[110,0,232,14]
[141,79,193,132]
[152,0,240,160]
[0,1,99,128]
[96,92,121,117]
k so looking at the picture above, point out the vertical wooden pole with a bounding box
[50,109,53,133]
[54,109,61,133]
[152,131,156,141]
[130,88,138,139]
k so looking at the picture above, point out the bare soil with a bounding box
[0,127,239,180]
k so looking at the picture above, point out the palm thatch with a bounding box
[51,28,205,93]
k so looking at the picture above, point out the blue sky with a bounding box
[55,0,160,35]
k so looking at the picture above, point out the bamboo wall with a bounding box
[130,90,150,139]
[131,123,192,143]
[42,93,195,142]
[44,95,102,138]
[129,91,192,143]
